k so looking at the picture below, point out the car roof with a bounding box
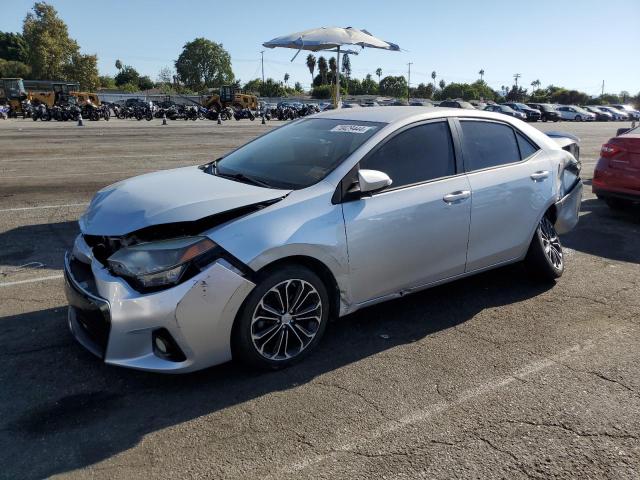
[314,106,508,123]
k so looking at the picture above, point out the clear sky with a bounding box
[2,0,638,96]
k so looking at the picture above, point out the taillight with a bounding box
[600,143,623,157]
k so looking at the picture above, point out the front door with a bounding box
[342,120,472,304]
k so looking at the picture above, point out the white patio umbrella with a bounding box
[263,27,400,107]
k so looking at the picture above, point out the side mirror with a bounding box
[357,169,392,194]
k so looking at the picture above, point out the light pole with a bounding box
[407,62,412,103]
[260,51,265,83]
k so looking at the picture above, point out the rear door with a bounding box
[342,119,471,304]
[456,119,554,271]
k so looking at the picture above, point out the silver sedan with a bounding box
[65,107,583,372]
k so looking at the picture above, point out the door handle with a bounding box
[530,170,549,181]
[443,190,471,203]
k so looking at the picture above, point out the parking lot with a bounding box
[1,118,639,479]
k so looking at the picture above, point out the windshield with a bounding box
[215,118,385,189]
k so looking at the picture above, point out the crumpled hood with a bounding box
[79,166,290,236]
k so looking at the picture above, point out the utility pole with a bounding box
[513,73,521,88]
[601,80,605,97]
[407,62,413,103]
[260,51,265,83]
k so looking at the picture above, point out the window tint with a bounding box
[361,121,455,189]
[460,121,520,171]
[516,131,538,158]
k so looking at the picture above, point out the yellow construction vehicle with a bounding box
[71,91,101,107]
[23,80,80,107]
[203,86,258,111]
[0,78,28,115]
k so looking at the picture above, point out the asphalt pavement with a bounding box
[0,118,638,479]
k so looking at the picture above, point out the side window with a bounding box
[515,131,539,159]
[361,121,455,189]
[460,121,521,171]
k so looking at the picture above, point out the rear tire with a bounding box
[525,215,564,281]
[232,265,329,370]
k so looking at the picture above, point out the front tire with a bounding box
[525,215,564,281]
[232,265,329,370]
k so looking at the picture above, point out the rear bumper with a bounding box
[593,158,640,200]
[554,179,583,234]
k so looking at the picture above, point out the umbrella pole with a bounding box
[334,46,341,108]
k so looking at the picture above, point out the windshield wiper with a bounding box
[215,170,272,188]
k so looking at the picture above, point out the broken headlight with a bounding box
[107,237,217,289]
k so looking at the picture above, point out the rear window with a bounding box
[460,121,521,171]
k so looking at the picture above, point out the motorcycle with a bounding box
[32,103,51,121]
[233,108,256,121]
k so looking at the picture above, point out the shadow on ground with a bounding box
[0,263,551,479]
[562,198,640,264]
[0,220,77,273]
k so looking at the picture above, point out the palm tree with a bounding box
[478,69,485,81]
[328,57,337,84]
[531,79,541,93]
[431,70,437,86]
[284,73,289,87]
[318,56,328,84]
[115,59,122,71]
[375,67,382,84]
[439,79,445,90]
[306,54,316,83]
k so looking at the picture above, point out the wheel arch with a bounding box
[254,255,342,320]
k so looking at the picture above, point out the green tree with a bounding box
[174,38,234,90]
[531,79,541,94]
[360,74,379,95]
[328,57,337,83]
[114,65,140,87]
[0,58,31,78]
[379,75,407,98]
[98,75,116,89]
[284,72,289,86]
[341,54,351,77]
[115,59,122,70]
[63,53,99,90]
[438,79,445,90]
[22,2,79,79]
[317,56,328,84]
[138,75,154,91]
[294,81,302,92]
[311,84,333,99]
[306,54,316,83]
[414,82,434,99]
[439,82,479,101]
[243,78,262,93]
[376,67,382,84]
[470,80,498,101]
[0,32,28,62]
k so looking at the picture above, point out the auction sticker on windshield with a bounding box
[330,124,377,133]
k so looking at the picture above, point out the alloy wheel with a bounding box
[250,279,323,361]
[539,217,563,269]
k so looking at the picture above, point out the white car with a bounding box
[611,104,640,120]
[65,108,583,372]
[556,106,596,121]
[599,106,630,121]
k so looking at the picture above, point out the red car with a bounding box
[593,126,640,209]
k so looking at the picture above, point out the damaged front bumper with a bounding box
[64,235,255,373]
